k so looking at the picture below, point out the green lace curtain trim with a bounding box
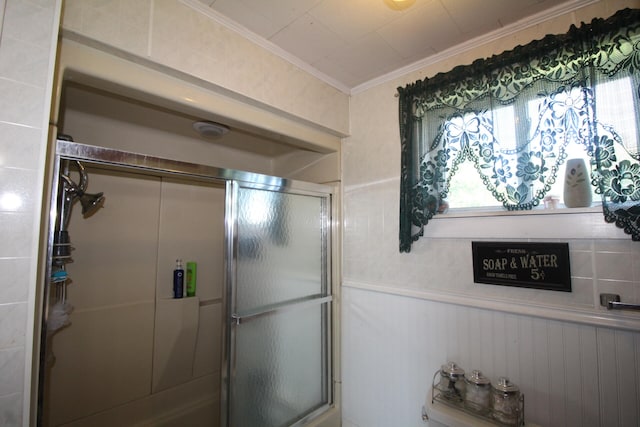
[398,8,640,252]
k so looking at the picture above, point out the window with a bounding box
[398,9,640,252]
[447,77,640,211]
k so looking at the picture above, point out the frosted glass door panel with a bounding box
[236,188,325,313]
[231,304,328,427]
[226,183,332,427]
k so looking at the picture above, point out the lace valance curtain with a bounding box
[398,8,640,253]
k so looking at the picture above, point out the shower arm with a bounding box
[56,161,72,233]
[58,172,78,233]
[58,160,100,231]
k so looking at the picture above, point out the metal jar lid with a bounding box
[440,362,465,381]
[466,370,491,386]
[492,377,519,394]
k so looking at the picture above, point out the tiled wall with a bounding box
[0,0,61,426]
[60,0,349,136]
[342,0,640,426]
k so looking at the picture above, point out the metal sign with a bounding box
[472,241,571,292]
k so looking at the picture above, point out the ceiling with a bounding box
[189,0,594,93]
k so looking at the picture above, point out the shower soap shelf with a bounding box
[430,369,525,427]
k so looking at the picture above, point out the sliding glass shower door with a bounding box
[223,181,333,427]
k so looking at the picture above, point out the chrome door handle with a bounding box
[600,293,640,311]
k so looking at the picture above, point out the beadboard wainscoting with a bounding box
[341,284,640,427]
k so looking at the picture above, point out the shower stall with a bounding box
[39,138,335,427]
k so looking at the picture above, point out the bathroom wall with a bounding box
[342,0,640,426]
[0,1,61,426]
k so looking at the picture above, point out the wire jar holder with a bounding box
[431,367,525,427]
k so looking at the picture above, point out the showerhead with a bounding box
[58,161,105,230]
[79,191,105,217]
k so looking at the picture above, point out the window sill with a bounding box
[441,204,601,218]
[426,204,628,240]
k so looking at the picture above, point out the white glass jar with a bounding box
[437,362,466,402]
[464,370,491,413]
[491,377,521,425]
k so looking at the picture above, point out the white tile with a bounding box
[69,0,150,56]
[596,279,638,306]
[0,302,27,348]
[0,393,22,427]
[27,0,61,8]
[114,21,150,57]
[595,251,634,282]
[154,0,225,51]
[118,0,152,29]
[0,122,43,169]
[569,250,594,279]
[0,79,46,127]
[0,258,30,304]
[0,212,35,258]
[568,239,594,252]
[0,347,24,396]
[83,0,120,15]
[78,7,119,47]
[0,36,50,86]
[565,277,595,307]
[594,238,633,253]
[0,167,40,213]
[3,0,56,46]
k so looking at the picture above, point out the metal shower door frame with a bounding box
[221,179,333,427]
[41,139,335,427]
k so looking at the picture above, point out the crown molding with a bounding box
[182,0,599,96]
